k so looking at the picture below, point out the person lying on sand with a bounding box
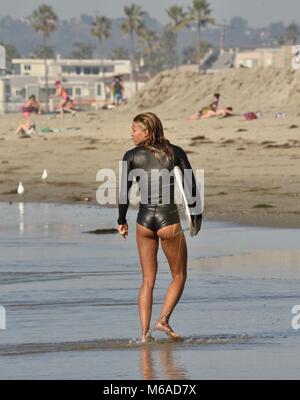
[189,93,221,120]
[191,106,234,120]
[216,107,234,118]
[16,112,36,137]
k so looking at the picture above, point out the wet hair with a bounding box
[133,112,175,165]
[227,107,233,111]
[29,95,36,100]
[214,93,221,99]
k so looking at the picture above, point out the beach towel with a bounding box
[244,112,258,121]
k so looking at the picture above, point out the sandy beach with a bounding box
[1,67,300,228]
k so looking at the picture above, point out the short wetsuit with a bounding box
[118,144,200,233]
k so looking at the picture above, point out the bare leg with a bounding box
[60,100,66,117]
[155,223,187,341]
[16,124,23,135]
[199,110,217,119]
[136,223,159,343]
[189,113,200,121]
[16,124,27,135]
[62,100,76,116]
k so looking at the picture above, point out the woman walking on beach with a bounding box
[118,112,201,344]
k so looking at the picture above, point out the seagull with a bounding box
[42,169,48,181]
[17,182,24,196]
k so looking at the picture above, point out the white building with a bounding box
[235,46,293,68]
[4,57,147,111]
[12,58,131,78]
[0,77,10,114]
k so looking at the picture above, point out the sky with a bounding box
[0,0,299,28]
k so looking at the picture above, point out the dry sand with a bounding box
[0,67,300,228]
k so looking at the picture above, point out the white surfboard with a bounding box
[173,166,202,237]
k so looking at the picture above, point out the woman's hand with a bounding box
[118,224,129,240]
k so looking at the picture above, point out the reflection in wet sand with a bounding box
[192,250,300,279]
[140,344,188,380]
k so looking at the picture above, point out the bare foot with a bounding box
[141,330,155,344]
[154,320,182,342]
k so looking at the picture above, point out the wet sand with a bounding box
[0,203,299,380]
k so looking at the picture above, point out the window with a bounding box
[83,66,100,75]
[13,64,21,75]
[27,86,39,97]
[102,65,114,73]
[83,67,92,75]
[62,66,79,74]
[96,84,102,97]
[24,65,31,71]
[75,88,82,96]
[92,67,100,75]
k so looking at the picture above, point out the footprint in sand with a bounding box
[222,139,236,144]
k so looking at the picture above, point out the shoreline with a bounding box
[1,200,299,230]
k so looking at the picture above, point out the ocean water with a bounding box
[0,202,299,380]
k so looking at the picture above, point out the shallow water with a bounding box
[0,202,299,380]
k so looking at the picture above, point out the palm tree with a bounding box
[111,47,130,60]
[91,16,112,78]
[122,4,145,92]
[30,4,58,111]
[284,23,300,45]
[138,27,161,76]
[188,0,214,71]
[166,5,189,69]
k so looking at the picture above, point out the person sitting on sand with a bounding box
[190,93,221,121]
[16,112,36,137]
[54,80,76,117]
[209,93,221,112]
[22,95,43,115]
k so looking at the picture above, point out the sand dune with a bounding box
[128,67,300,115]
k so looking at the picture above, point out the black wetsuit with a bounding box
[118,144,200,233]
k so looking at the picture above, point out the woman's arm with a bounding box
[118,150,134,225]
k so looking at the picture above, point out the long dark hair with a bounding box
[133,112,175,165]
